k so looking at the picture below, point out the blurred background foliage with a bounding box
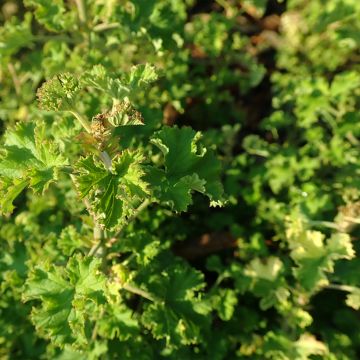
[0,0,360,359]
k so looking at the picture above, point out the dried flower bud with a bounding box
[91,114,111,150]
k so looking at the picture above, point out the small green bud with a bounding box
[37,73,81,111]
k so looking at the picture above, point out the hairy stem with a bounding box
[82,198,105,257]
[69,111,92,133]
[89,226,104,256]
[99,151,112,170]
[123,283,156,302]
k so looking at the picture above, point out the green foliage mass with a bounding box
[0,0,359,359]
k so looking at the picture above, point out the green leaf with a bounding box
[24,0,74,32]
[97,303,139,341]
[148,126,224,211]
[286,216,355,291]
[264,332,328,360]
[243,257,290,310]
[345,287,360,310]
[142,264,210,347]
[124,64,158,90]
[74,150,149,230]
[0,178,28,215]
[0,122,67,214]
[114,231,161,266]
[210,288,238,321]
[81,64,158,102]
[0,13,34,58]
[23,255,107,348]
[80,65,129,101]
[107,100,144,127]
[243,134,270,157]
[293,232,354,290]
[330,71,360,97]
[58,226,91,256]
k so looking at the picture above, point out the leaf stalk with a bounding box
[122,283,156,302]
[69,111,92,133]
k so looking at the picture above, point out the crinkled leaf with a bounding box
[97,304,139,341]
[23,255,107,348]
[293,232,354,290]
[142,264,209,347]
[80,65,129,100]
[286,218,355,290]
[81,64,158,101]
[58,226,91,256]
[124,64,158,90]
[0,122,67,214]
[243,257,290,310]
[345,287,360,310]
[0,178,28,215]
[114,231,161,266]
[264,332,328,360]
[210,288,238,321]
[24,0,74,32]
[107,101,144,127]
[0,13,33,57]
[147,126,224,211]
[74,150,149,230]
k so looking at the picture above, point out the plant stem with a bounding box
[69,111,92,133]
[59,165,74,174]
[88,240,103,256]
[74,0,87,24]
[93,22,120,32]
[326,284,356,293]
[308,220,340,230]
[114,199,151,238]
[33,35,79,44]
[89,224,103,255]
[7,63,21,95]
[342,216,360,225]
[84,198,105,257]
[99,151,112,170]
[131,199,151,221]
[68,112,115,258]
[90,200,150,256]
[69,111,113,171]
[91,307,104,341]
[123,283,156,302]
